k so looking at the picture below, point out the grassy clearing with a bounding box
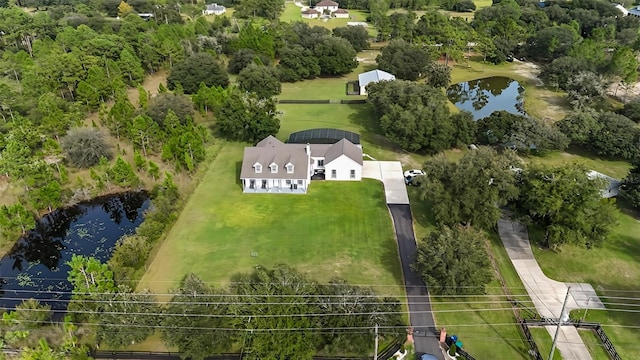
[524,147,632,180]
[280,2,369,29]
[279,50,379,100]
[407,187,531,359]
[139,142,403,296]
[530,208,640,359]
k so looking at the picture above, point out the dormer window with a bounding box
[270,163,278,173]
[286,163,294,174]
[254,163,262,173]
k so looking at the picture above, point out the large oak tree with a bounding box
[515,163,617,249]
[413,225,493,295]
[419,147,521,229]
[167,52,229,94]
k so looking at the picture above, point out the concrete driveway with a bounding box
[498,216,604,360]
[362,161,410,204]
[364,161,442,359]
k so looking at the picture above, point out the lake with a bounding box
[446,77,526,120]
[0,192,149,310]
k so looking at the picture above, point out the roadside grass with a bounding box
[407,187,531,359]
[529,328,562,360]
[523,147,632,180]
[577,329,613,360]
[530,207,640,359]
[139,142,404,297]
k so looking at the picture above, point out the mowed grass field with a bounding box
[139,142,403,296]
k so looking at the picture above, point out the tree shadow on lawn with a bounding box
[605,232,640,268]
[235,161,243,188]
[346,103,405,153]
[407,190,438,234]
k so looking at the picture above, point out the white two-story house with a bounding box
[240,135,363,193]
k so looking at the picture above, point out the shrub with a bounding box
[452,0,475,12]
[61,127,112,168]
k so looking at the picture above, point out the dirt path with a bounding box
[511,60,569,121]
[126,70,168,107]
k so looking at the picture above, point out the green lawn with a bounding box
[524,147,632,180]
[139,142,403,296]
[529,328,562,360]
[530,208,640,359]
[577,329,613,360]
[281,2,370,29]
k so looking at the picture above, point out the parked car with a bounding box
[404,169,426,185]
[404,169,425,178]
[420,354,439,360]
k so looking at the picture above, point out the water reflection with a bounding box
[0,192,149,310]
[447,77,526,120]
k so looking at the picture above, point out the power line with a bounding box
[0,296,535,306]
[0,288,568,297]
[1,306,522,318]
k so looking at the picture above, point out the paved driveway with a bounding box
[363,161,442,359]
[362,161,410,204]
[498,217,604,360]
[389,204,442,358]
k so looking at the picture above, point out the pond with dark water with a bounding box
[446,76,526,120]
[0,192,149,311]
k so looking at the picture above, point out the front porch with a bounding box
[242,178,308,194]
[243,187,307,194]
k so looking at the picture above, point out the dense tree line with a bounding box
[476,111,569,153]
[63,257,403,360]
[370,0,639,89]
[367,80,474,153]
[557,108,640,159]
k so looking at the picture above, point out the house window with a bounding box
[286,180,291,185]
[350,169,356,179]
[331,169,337,179]
[318,159,324,166]
[286,164,294,173]
[270,164,278,173]
[254,164,262,173]
[298,180,303,185]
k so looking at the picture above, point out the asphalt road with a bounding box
[388,204,443,360]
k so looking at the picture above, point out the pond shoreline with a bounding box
[0,191,150,310]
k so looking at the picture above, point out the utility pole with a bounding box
[549,286,571,360]
[374,323,379,360]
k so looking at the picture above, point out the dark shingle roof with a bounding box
[324,139,363,165]
[287,128,360,145]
